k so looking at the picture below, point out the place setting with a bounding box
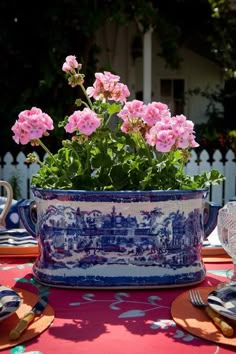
[172,201,236,347]
[171,285,236,346]
[0,285,54,350]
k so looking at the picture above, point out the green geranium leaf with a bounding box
[107,102,121,115]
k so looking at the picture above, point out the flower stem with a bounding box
[80,84,93,109]
[135,131,153,162]
[104,114,113,128]
[81,100,90,109]
[37,139,55,159]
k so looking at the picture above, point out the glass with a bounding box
[217,202,236,286]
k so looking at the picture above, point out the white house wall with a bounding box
[95,23,133,86]
[177,47,224,124]
[95,23,224,124]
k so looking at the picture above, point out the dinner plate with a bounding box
[207,285,236,320]
[0,285,21,321]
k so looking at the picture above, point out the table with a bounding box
[0,257,235,354]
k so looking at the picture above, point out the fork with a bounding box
[189,289,234,337]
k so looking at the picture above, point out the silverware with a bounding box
[9,296,48,340]
[189,289,234,337]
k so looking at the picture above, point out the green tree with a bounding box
[1,0,236,156]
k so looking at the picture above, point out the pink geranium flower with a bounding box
[62,55,80,73]
[171,115,199,149]
[65,108,101,136]
[145,121,176,152]
[118,100,146,133]
[145,113,199,153]
[143,102,171,127]
[62,56,84,87]
[87,71,130,103]
[11,107,54,145]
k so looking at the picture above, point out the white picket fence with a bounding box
[0,149,236,205]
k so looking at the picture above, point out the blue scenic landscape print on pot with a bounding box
[19,188,219,288]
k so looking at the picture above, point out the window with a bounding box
[160,79,185,115]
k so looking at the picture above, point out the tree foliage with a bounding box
[0,0,236,155]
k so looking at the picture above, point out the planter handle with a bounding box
[18,199,37,238]
[204,201,221,238]
[18,199,221,240]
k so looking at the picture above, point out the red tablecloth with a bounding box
[0,257,235,354]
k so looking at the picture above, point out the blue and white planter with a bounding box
[18,188,220,288]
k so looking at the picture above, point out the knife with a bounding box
[205,306,234,337]
[9,296,48,340]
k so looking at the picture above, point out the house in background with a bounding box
[95,22,224,125]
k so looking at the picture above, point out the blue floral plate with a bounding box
[0,285,21,321]
[207,285,236,320]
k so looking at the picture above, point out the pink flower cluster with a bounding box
[87,71,130,104]
[62,55,84,87]
[118,100,199,152]
[12,55,198,154]
[65,108,101,136]
[11,107,54,145]
[62,55,81,73]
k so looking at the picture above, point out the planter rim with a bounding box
[31,187,208,195]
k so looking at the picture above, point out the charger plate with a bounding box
[171,286,236,346]
[0,287,54,350]
[201,239,230,263]
[202,254,231,263]
[201,246,227,257]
